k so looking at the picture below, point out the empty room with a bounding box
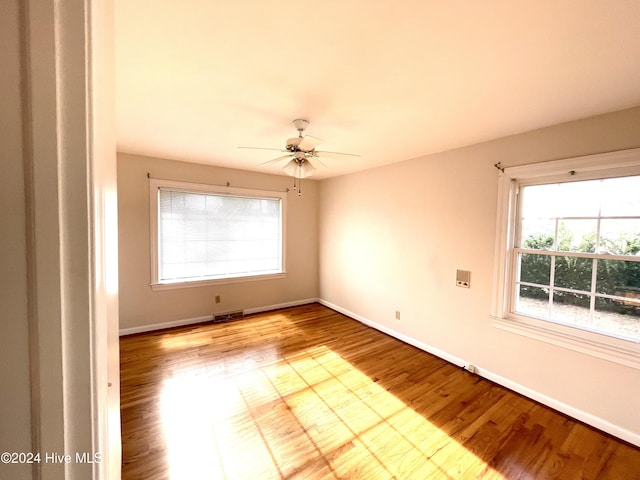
[3,1,640,480]
[115,1,640,478]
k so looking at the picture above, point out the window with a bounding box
[515,177,640,338]
[492,149,640,368]
[150,179,286,289]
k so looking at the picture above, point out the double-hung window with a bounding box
[149,179,286,289]
[492,149,640,368]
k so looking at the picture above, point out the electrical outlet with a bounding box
[395,311,401,320]
[215,295,221,304]
[466,364,477,374]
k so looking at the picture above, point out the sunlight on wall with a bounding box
[160,345,505,479]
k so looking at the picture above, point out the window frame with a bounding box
[149,178,287,290]
[491,148,640,369]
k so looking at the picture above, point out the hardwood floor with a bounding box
[120,303,640,479]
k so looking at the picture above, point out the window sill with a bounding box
[491,314,640,370]
[151,272,287,291]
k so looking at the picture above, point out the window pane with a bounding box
[598,219,640,256]
[554,256,592,291]
[555,180,601,218]
[551,292,590,326]
[600,175,640,217]
[515,285,549,318]
[520,184,560,218]
[521,180,601,219]
[594,297,640,340]
[596,259,640,295]
[520,185,557,220]
[557,220,597,253]
[520,219,554,249]
[519,253,551,285]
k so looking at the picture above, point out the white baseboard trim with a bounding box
[479,367,640,447]
[318,299,467,368]
[119,314,214,336]
[318,299,640,447]
[243,298,318,315]
[119,298,319,336]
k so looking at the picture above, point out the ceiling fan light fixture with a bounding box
[283,159,315,179]
[287,137,302,149]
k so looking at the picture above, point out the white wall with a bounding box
[118,153,319,331]
[319,106,640,443]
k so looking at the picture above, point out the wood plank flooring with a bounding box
[120,303,640,479]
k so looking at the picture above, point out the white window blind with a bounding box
[157,188,282,283]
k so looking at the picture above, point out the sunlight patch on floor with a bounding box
[159,333,217,350]
[158,312,304,351]
[160,344,505,479]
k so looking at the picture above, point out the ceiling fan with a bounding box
[239,119,359,195]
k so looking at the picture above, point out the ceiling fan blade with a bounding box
[308,155,327,168]
[314,150,360,160]
[259,154,293,166]
[298,135,323,151]
[238,146,288,152]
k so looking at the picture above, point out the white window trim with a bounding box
[491,148,640,369]
[149,178,287,290]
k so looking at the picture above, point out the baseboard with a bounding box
[318,299,468,368]
[119,298,319,336]
[119,314,214,336]
[243,298,318,315]
[317,298,640,447]
[478,368,640,447]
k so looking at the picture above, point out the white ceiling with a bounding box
[116,1,640,180]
